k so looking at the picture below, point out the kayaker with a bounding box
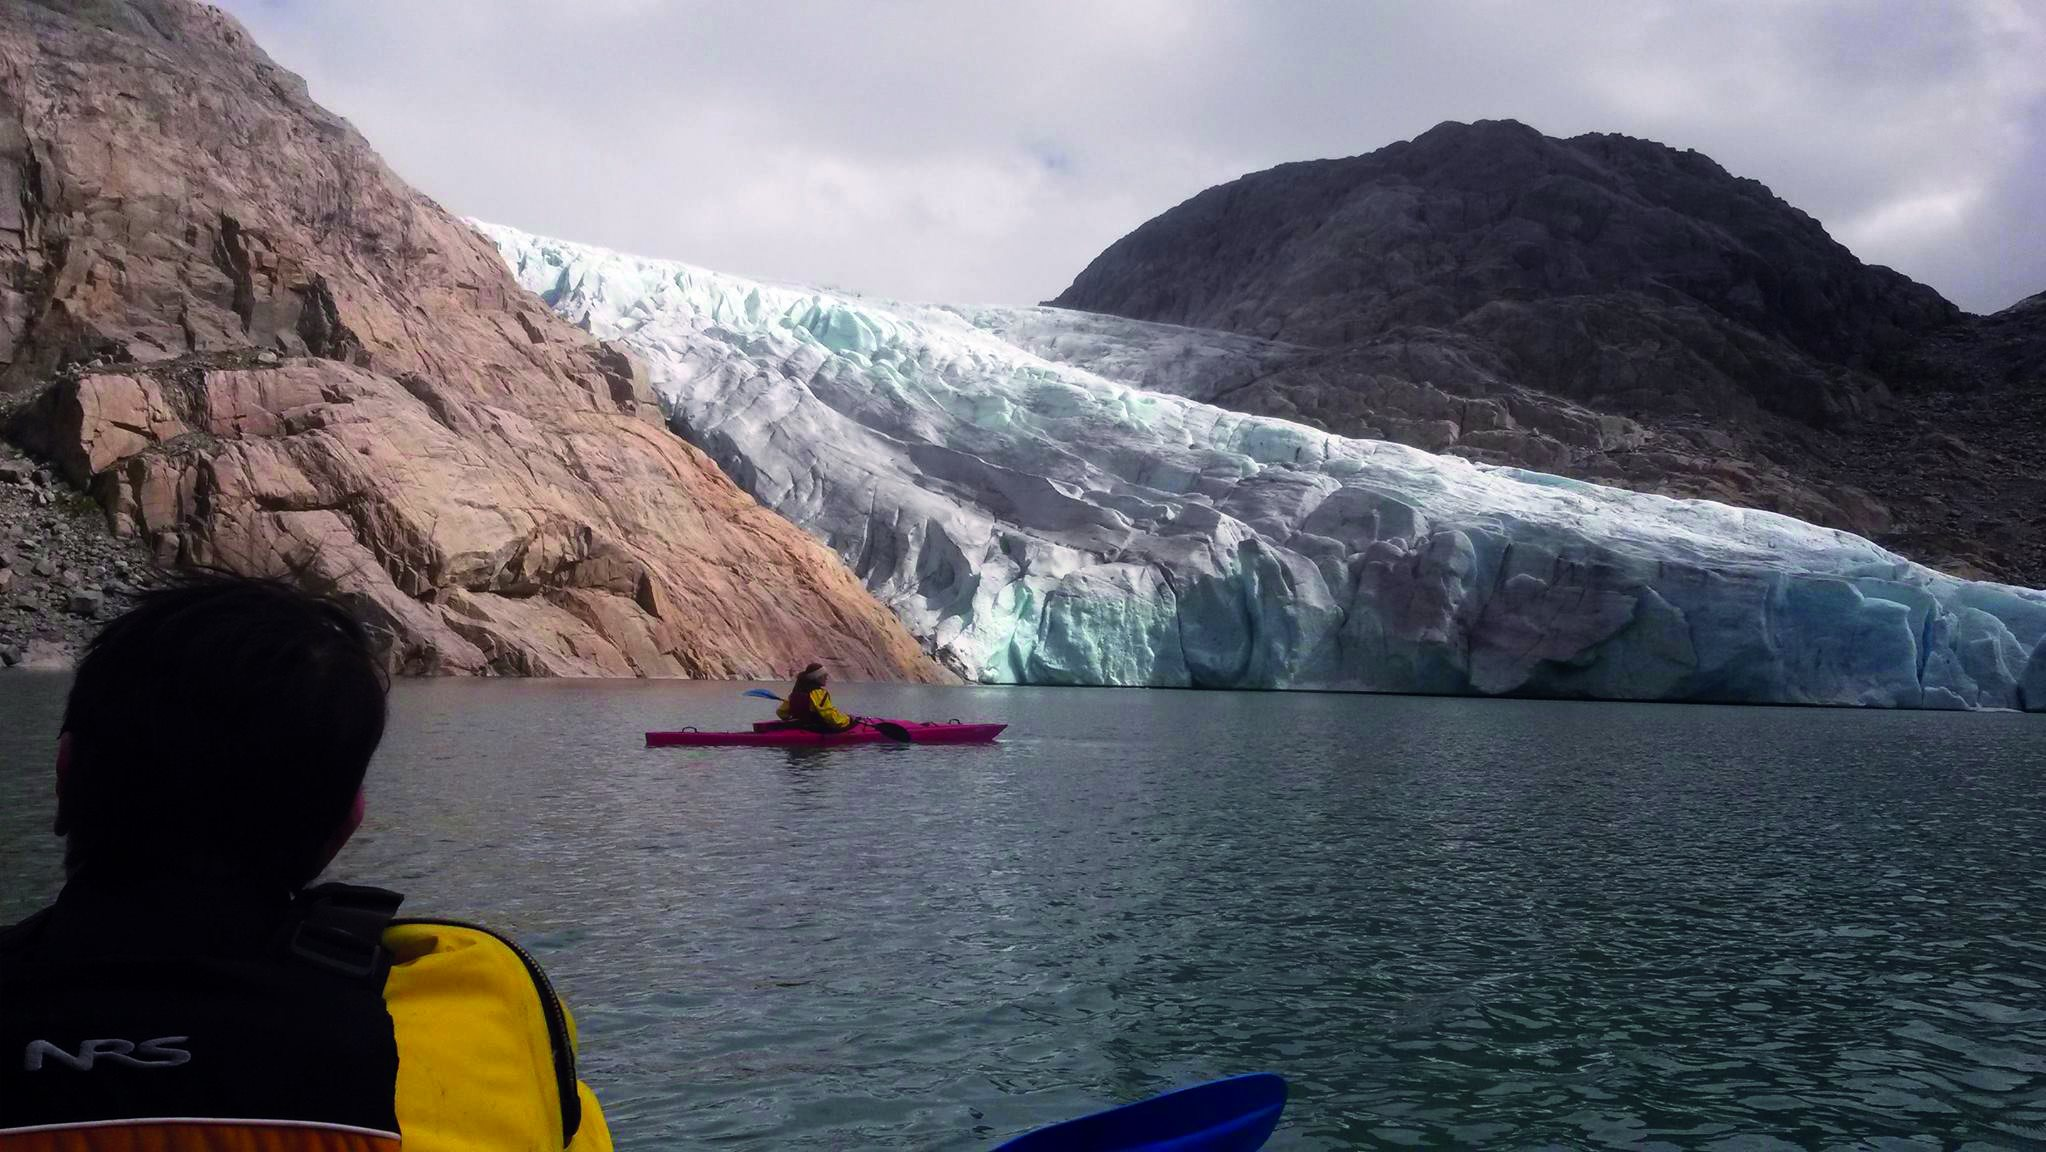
[0,575,611,1152]
[776,661,856,733]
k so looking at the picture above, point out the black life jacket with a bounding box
[0,881,586,1152]
[0,882,403,1150]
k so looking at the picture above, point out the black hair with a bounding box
[792,663,827,695]
[60,574,389,888]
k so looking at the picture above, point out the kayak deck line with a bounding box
[645,719,1006,748]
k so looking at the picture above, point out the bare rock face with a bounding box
[0,0,939,678]
[1053,121,1954,414]
[1051,119,2045,586]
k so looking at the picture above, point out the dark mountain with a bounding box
[1051,119,2045,586]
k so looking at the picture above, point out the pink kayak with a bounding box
[645,719,1006,748]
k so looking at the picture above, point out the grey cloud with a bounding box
[215,0,2045,312]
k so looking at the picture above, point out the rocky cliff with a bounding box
[0,0,939,678]
[1050,120,2045,586]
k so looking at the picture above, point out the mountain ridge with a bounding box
[1050,118,2043,585]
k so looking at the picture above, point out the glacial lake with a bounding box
[2,676,2043,1149]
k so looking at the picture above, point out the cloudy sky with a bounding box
[216,0,2045,314]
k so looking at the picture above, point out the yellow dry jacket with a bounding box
[776,687,851,731]
[0,884,612,1152]
[384,922,612,1152]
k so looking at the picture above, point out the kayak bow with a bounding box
[646,719,1005,748]
[993,1073,1287,1152]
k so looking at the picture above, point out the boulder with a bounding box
[19,638,76,670]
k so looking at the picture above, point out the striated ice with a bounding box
[482,223,2046,710]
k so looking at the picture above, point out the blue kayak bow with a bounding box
[993,1073,1287,1152]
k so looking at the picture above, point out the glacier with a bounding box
[482,223,2046,710]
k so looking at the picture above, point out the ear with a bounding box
[53,731,73,836]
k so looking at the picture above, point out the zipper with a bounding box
[393,918,581,1146]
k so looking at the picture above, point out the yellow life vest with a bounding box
[384,923,612,1152]
[776,687,852,731]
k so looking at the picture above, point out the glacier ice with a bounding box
[482,223,2046,710]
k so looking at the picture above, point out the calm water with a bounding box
[2,676,2043,1149]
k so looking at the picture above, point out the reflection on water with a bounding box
[2,676,2042,1148]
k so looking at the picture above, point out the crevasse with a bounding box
[481,222,2046,710]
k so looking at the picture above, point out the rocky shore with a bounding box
[0,428,163,669]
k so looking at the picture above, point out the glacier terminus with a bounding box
[484,224,2046,711]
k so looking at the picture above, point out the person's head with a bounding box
[56,574,389,889]
[794,662,828,693]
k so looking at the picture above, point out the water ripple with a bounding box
[3,679,2042,1149]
